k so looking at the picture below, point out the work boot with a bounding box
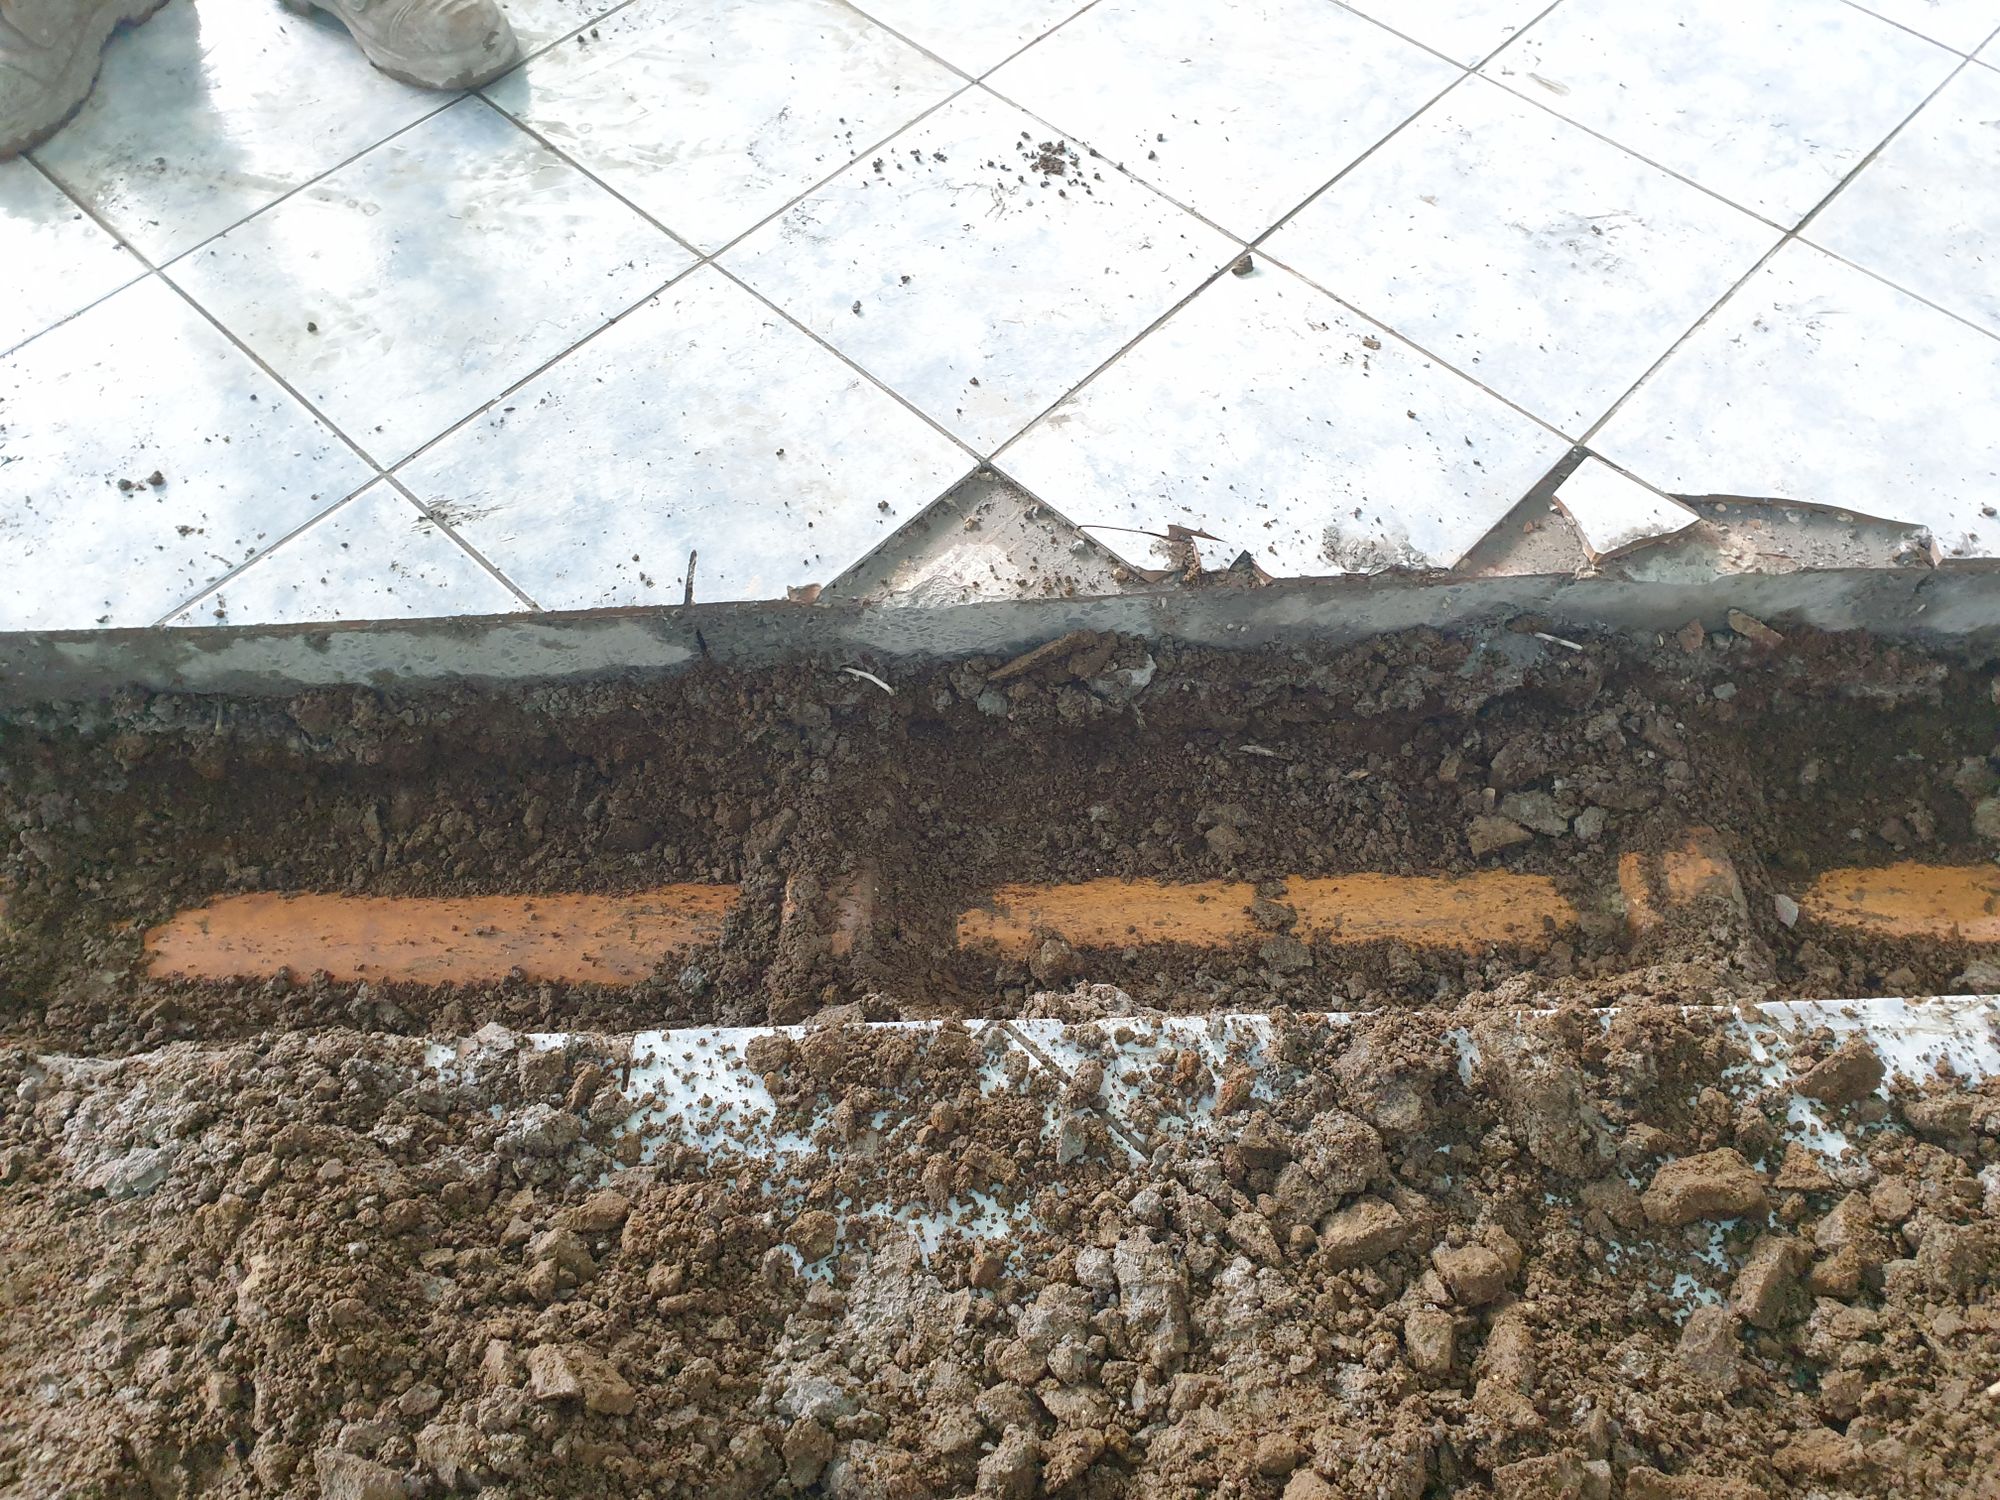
[279,0,518,91]
[0,0,166,159]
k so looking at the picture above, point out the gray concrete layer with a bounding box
[2,565,1996,705]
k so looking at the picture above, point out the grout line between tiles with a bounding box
[997,1019,1153,1160]
[381,474,544,610]
[1576,54,1983,450]
[1837,0,1988,55]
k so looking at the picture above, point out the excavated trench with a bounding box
[3,623,1999,1499]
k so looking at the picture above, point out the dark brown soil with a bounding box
[3,624,1997,1055]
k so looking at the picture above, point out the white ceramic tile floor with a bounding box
[726,88,1238,453]
[0,160,143,355]
[1339,0,1556,66]
[1267,76,1778,434]
[3,0,1998,632]
[486,0,961,253]
[167,481,523,626]
[1807,61,2000,336]
[1484,0,1959,226]
[167,97,689,466]
[987,0,1456,239]
[848,0,1091,75]
[1592,242,2000,560]
[0,277,371,631]
[396,267,971,608]
[1847,0,2000,52]
[997,266,1569,575]
[30,0,444,264]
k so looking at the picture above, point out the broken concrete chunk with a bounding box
[1729,1234,1810,1329]
[315,1450,403,1500]
[1317,1195,1407,1269]
[1642,1149,1767,1227]
[1403,1307,1455,1376]
[1498,791,1569,837]
[975,1427,1040,1500]
[1468,815,1534,857]
[1675,1305,1742,1394]
[1794,1039,1884,1107]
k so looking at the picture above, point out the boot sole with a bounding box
[277,0,520,91]
[0,0,170,160]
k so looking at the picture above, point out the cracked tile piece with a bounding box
[0,277,371,631]
[168,99,689,467]
[1268,76,1776,434]
[1483,0,1959,225]
[726,88,1236,453]
[0,160,142,355]
[988,0,1454,239]
[397,267,970,609]
[486,0,960,253]
[1591,241,2000,561]
[823,469,1131,605]
[849,0,1090,74]
[1808,63,2000,338]
[997,264,1568,576]
[1339,0,1555,65]
[167,482,523,627]
[1554,457,1700,560]
[32,0,441,264]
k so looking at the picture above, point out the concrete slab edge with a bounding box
[2,565,1995,704]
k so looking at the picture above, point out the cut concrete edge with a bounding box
[4,563,1999,704]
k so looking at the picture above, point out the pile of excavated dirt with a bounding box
[4,623,2000,1054]
[2,1003,1997,1498]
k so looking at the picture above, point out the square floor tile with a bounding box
[997,265,1568,574]
[987,0,1456,239]
[1808,63,2000,337]
[167,481,522,625]
[1592,242,2000,561]
[1339,0,1555,66]
[1848,0,2000,52]
[395,267,971,608]
[726,89,1238,453]
[168,98,690,467]
[31,0,444,265]
[1482,0,1959,225]
[1267,78,1778,434]
[487,0,960,253]
[0,160,143,355]
[850,0,1090,74]
[0,277,372,631]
